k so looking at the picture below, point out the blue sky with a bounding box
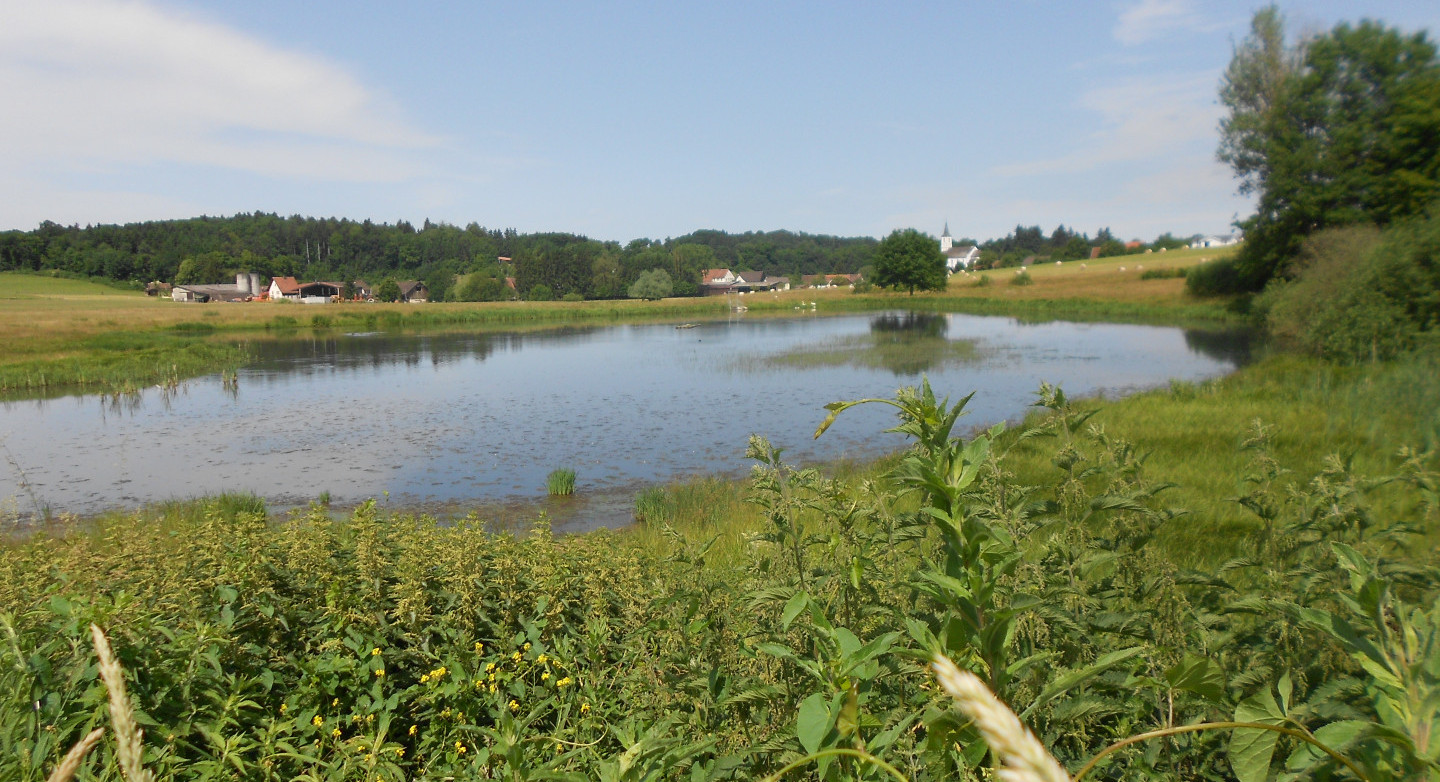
[2,1,1437,244]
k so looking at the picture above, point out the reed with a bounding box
[546,467,576,496]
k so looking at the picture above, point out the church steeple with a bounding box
[940,221,953,253]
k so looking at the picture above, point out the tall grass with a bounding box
[546,468,576,496]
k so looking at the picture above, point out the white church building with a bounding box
[941,223,980,272]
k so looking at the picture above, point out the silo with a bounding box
[236,273,248,292]
[250,273,263,295]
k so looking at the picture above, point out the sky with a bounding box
[2,1,1438,245]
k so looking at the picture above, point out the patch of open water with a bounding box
[0,311,1255,531]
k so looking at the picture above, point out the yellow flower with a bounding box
[485,662,496,673]
[408,724,417,736]
[557,677,573,688]
[365,714,375,723]
[541,672,550,681]
[396,747,405,758]
[420,674,430,684]
[580,702,590,714]
[456,741,467,754]
[511,651,522,663]
[489,683,497,694]
[331,727,341,737]
[457,712,464,722]
[371,647,381,656]
[312,715,324,727]
[475,679,484,688]
[440,708,452,718]
[332,698,340,707]
[279,703,288,713]
[522,642,531,651]
[365,753,374,763]
[375,669,385,677]
[474,641,484,652]
[537,654,548,664]
[508,699,519,712]
[435,666,447,677]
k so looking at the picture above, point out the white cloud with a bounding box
[990,72,1219,178]
[1113,0,1207,46]
[0,0,438,184]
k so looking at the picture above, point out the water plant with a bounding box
[546,467,576,496]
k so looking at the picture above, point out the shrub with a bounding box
[527,284,554,302]
[1009,269,1033,286]
[561,292,584,302]
[310,314,333,329]
[546,467,576,496]
[628,269,673,300]
[971,273,992,288]
[1140,267,1188,280]
[1185,255,1247,295]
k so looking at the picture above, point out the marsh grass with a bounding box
[546,468,576,496]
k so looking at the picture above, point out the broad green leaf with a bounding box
[1230,689,1285,782]
[1164,654,1228,704]
[781,592,808,631]
[796,693,830,755]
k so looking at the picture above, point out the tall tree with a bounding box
[872,229,946,295]
[1219,8,1440,288]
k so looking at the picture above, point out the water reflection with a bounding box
[0,313,1257,526]
[1183,328,1258,366]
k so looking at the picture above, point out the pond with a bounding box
[0,311,1255,531]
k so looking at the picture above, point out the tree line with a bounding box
[0,212,1202,301]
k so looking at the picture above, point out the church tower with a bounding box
[940,222,953,254]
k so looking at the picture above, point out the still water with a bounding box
[0,312,1253,530]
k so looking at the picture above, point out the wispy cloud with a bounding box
[1113,0,1203,45]
[990,72,1219,178]
[0,0,439,183]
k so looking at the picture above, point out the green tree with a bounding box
[1219,7,1440,289]
[628,268,673,300]
[376,279,401,302]
[873,229,945,295]
[173,251,230,284]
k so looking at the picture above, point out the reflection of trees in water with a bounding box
[1183,329,1257,366]
[250,327,608,375]
[870,312,948,339]
[865,313,967,376]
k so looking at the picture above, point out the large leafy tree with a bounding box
[873,228,946,295]
[1220,7,1440,289]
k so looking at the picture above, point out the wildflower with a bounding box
[508,699,519,712]
[541,672,550,681]
[474,641,484,652]
[365,753,374,763]
[332,698,340,707]
[435,666,447,678]
[331,727,341,738]
[485,662,496,673]
[420,674,430,684]
[408,724,417,736]
[279,703,288,713]
[580,703,590,714]
[365,714,375,723]
[396,747,405,758]
[475,679,484,688]
[489,683,497,694]
[312,715,324,727]
[537,654,548,664]
[440,708,452,718]
[557,677,573,688]
[375,669,385,677]
[456,712,464,722]
[522,642,531,651]
[371,647,381,656]
[511,651,522,663]
[455,741,467,754]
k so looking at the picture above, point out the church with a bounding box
[940,223,980,272]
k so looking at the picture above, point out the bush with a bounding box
[527,284,554,302]
[1185,255,1247,295]
[561,292,584,302]
[310,314,333,329]
[1140,267,1188,280]
[1259,213,1440,362]
[628,269,673,300]
[971,273,992,288]
[1009,269,1033,286]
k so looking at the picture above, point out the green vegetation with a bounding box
[872,229,946,295]
[546,468,577,497]
[1008,269,1033,286]
[1215,6,1440,291]
[2,357,1434,780]
[627,268,673,300]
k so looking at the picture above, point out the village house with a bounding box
[398,280,429,302]
[699,268,789,295]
